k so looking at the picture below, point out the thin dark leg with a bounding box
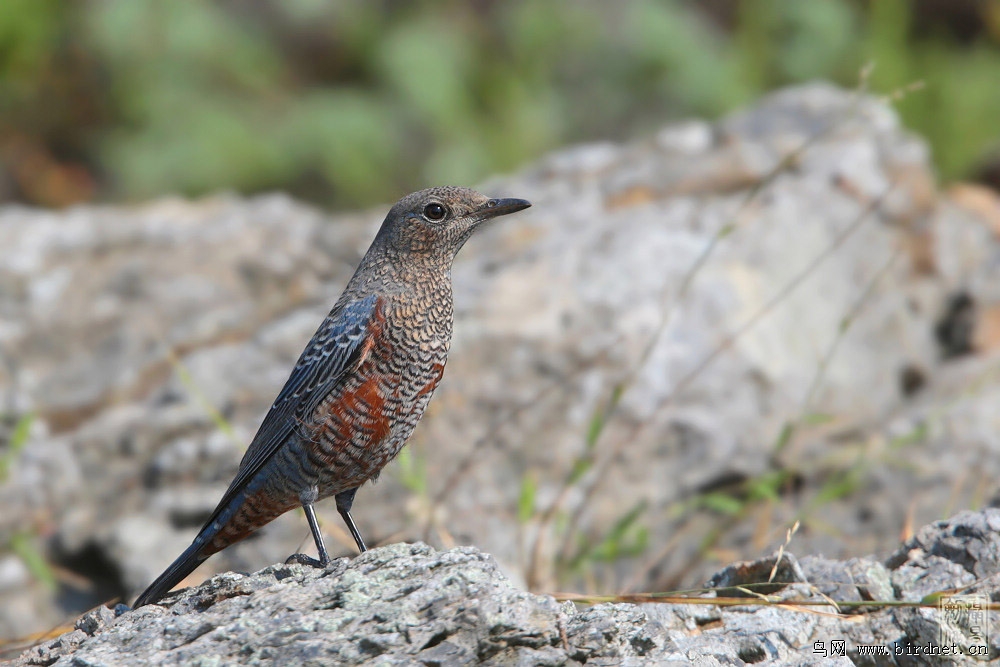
[286,489,330,568]
[336,488,367,553]
[304,502,331,564]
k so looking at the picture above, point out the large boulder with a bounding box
[14,509,1000,665]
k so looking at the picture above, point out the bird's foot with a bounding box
[114,603,131,617]
[285,553,328,568]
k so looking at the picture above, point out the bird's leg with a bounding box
[336,488,368,553]
[286,487,330,568]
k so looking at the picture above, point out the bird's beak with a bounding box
[477,197,532,220]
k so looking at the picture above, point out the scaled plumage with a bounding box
[133,187,530,607]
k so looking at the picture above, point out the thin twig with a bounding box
[553,592,1000,611]
[768,521,800,583]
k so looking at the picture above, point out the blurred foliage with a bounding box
[1,0,1000,208]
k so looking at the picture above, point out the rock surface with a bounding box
[15,509,1000,666]
[4,82,1000,644]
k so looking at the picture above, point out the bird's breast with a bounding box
[296,286,454,494]
[307,307,449,457]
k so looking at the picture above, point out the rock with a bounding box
[887,509,1000,599]
[15,510,1000,665]
[14,543,664,666]
[705,551,809,597]
[4,82,1000,644]
[797,555,894,608]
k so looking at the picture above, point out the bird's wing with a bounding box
[206,294,382,519]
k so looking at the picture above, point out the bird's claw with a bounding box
[285,553,327,568]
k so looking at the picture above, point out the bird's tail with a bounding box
[132,541,209,608]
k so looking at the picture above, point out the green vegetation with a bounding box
[1,0,999,208]
[0,413,57,592]
[0,412,31,482]
[395,445,429,498]
[9,531,55,592]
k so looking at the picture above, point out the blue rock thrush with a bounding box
[133,187,530,607]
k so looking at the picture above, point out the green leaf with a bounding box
[517,473,537,524]
[568,501,649,568]
[812,469,860,506]
[919,590,951,605]
[395,447,427,496]
[377,17,474,134]
[585,383,624,451]
[0,412,33,481]
[568,458,592,485]
[699,492,744,516]
[10,532,56,591]
[167,354,240,448]
[772,421,795,454]
[890,422,928,449]
[801,413,835,426]
[585,409,605,450]
[590,502,648,562]
[747,471,786,502]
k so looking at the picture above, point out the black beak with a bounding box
[478,197,532,220]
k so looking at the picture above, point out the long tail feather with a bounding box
[132,542,209,607]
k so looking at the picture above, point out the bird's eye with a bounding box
[422,202,447,221]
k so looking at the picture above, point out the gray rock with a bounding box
[798,555,894,608]
[15,543,664,666]
[14,510,1000,665]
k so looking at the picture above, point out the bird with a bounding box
[132,187,531,607]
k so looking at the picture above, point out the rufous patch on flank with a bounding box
[416,362,446,398]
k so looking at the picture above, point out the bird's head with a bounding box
[374,186,531,264]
